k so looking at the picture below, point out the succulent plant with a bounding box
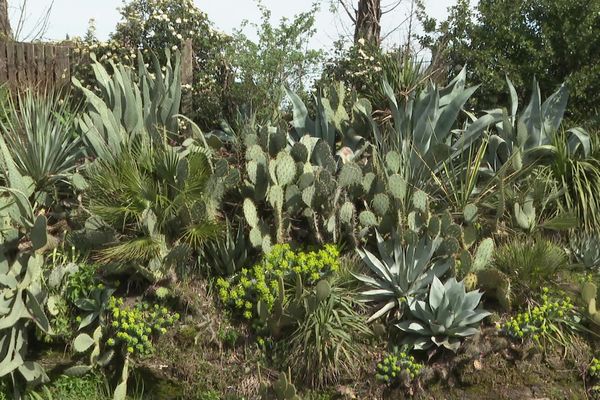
[484,76,590,174]
[355,231,453,322]
[570,233,600,270]
[259,369,300,400]
[0,211,51,396]
[396,276,491,352]
[286,81,371,159]
[581,282,600,326]
[73,49,182,160]
[199,218,250,276]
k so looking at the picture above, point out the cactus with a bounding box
[471,238,495,272]
[338,163,363,188]
[514,196,536,231]
[463,203,478,224]
[477,269,512,310]
[388,174,407,200]
[385,151,401,174]
[581,282,600,326]
[260,369,301,400]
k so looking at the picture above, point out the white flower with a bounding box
[176,34,183,40]
[172,45,178,50]
[175,18,182,24]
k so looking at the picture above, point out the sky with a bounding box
[8,0,458,50]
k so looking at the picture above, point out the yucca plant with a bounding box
[0,91,82,198]
[546,130,600,232]
[285,281,371,389]
[355,232,453,322]
[396,277,491,352]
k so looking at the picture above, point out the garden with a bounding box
[1,0,600,399]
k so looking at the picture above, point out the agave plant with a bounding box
[396,277,490,352]
[373,67,501,210]
[355,232,453,322]
[484,77,590,174]
[569,233,600,270]
[73,49,182,161]
[198,218,250,276]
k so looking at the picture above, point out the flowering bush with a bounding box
[216,244,340,320]
[106,297,179,356]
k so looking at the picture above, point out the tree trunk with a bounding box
[0,0,11,39]
[354,0,381,46]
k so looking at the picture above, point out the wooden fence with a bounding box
[0,39,194,93]
[0,41,72,91]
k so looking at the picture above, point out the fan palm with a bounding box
[85,137,220,269]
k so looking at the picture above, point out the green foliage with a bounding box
[72,0,229,130]
[285,282,371,389]
[106,298,179,357]
[375,348,423,386]
[84,138,221,279]
[589,357,600,379]
[216,244,340,320]
[396,277,490,352]
[570,233,600,270]
[73,50,182,161]
[33,373,110,400]
[493,237,568,298]
[199,219,250,276]
[420,0,600,125]
[0,91,82,201]
[355,231,453,322]
[500,288,581,347]
[226,1,323,123]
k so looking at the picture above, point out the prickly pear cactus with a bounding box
[581,282,600,326]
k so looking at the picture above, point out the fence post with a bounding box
[181,39,193,119]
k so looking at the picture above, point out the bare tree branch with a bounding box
[339,0,357,24]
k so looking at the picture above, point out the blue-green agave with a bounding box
[396,276,490,352]
[355,233,453,322]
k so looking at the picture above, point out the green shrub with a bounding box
[493,237,568,296]
[216,244,340,320]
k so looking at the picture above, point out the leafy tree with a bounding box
[419,0,600,125]
[225,1,323,124]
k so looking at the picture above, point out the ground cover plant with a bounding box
[2,0,600,399]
